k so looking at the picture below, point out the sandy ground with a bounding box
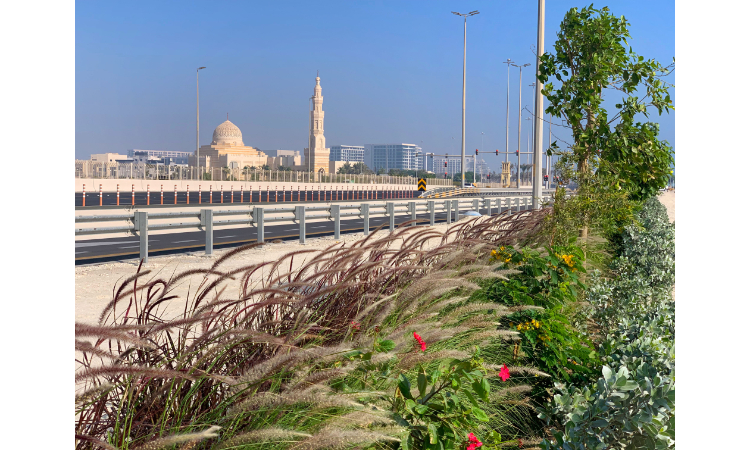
[75,222,456,325]
[658,190,675,223]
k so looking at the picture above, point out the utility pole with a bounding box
[532,0,546,208]
[452,10,479,187]
[503,59,513,163]
[512,63,530,188]
[196,66,206,180]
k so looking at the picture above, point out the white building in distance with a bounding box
[329,145,365,163]
[364,143,421,173]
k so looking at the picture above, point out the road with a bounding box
[74,206,527,265]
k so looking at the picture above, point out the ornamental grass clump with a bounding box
[76,208,551,450]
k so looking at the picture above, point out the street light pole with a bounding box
[512,63,530,188]
[452,10,479,187]
[503,59,513,163]
[532,0,546,208]
[196,66,206,181]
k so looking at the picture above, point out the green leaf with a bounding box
[398,374,413,400]
[377,339,396,352]
[471,406,490,422]
[418,371,427,398]
[428,423,439,444]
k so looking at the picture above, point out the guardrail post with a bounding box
[361,203,370,235]
[295,205,306,244]
[445,199,451,224]
[452,199,459,222]
[495,198,501,215]
[472,198,479,212]
[201,209,213,255]
[484,198,491,216]
[255,207,264,243]
[409,201,416,226]
[332,204,341,239]
[428,200,435,226]
[515,197,520,213]
[386,202,395,231]
[134,211,148,263]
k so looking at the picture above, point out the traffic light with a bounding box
[495,149,499,156]
[475,149,479,155]
[487,174,490,179]
[515,150,519,156]
[444,172,448,178]
[544,175,549,182]
[444,161,448,168]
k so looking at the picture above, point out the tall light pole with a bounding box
[511,63,530,188]
[196,66,206,180]
[503,59,514,163]
[452,10,479,187]
[532,0,546,208]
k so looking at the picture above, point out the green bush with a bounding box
[539,195,676,449]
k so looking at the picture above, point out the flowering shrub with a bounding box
[487,245,586,308]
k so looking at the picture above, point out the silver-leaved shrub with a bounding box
[539,196,676,449]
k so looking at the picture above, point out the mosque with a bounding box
[191,75,333,173]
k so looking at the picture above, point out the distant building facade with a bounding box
[329,145,365,163]
[90,153,131,163]
[264,150,302,169]
[432,157,462,177]
[128,149,191,165]
[364,143,421,172]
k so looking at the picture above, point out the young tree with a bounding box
[538,5,674,240]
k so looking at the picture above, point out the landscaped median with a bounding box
[75,194,675,449]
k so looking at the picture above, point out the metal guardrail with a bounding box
[75,196,553,262]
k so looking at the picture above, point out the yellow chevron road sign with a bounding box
[418,178,427,191]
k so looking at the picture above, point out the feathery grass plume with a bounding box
[444,302,509,319]
[488,385,533,401]
[75,383,114,404]
[448,315,500,330]
[228,386,363,415]
[290,429,401,450]
[75,323,156,349]
[507,305,545,313]
[423,296,469,315]
[75,340,120,361]
[458,329,520,346]
[287,368,350,392]
[323,409,398,429]
[215,428,312,449]
[460,269,509,281]
[352,293,397,323]
[487,365,551,378]
[130,425,221,450]
[395,350,471,371]
[75,365,196,383]
[233,350,304,387]
[75,434,119,450]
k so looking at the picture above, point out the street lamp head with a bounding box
[451,11,462,16]
[198,66,206,70]
[469,11,480,16]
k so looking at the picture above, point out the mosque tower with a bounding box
[304,73,330,173]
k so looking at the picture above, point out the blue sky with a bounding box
[76,1,675,170]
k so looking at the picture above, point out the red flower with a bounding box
[350,321,360,330]
[518,438,523,447]
[466,432,483,450]
[498,364,510,382]
[413,332,427,352]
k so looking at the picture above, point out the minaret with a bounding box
[305,73,330,173]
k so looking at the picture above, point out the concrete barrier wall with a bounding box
[75,178,417,193]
